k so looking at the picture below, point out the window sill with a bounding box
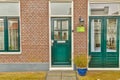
[0,52,21,54]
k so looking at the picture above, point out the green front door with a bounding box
[51,17,71,66]
[89,16,119,68]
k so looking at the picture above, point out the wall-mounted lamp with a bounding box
[79,17,84,26]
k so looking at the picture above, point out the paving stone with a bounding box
[46,71,77,80]
[46,76,61,80]
[62,71,76,77]
[62,77,77,80]
[47,71,61,76]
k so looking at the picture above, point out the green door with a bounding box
[51,18,71,66]
[89,16,119,68]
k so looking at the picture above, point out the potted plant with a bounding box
[74,54,91,76]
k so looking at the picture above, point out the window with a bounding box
[0,2,19,16]
[0,17,20,52]
[50,1,72,41]
[8,18,19,51]
[51,2,72,15]
[90,3,120,15]
[107,19,117,52]
[91,19,101,52]
[0,19,4,50]
[0,2,20,52]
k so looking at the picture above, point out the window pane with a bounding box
[62,31,68,40]
[54,20,61,30]
[0,19,4,50]
[51,2,71,15]
[107,19,117,52]
[90,3,120,15]
[8,18,19,50]
[0,3,19,16]
[54,31,61,40]
[91,19,101,52]
[62,20,68,30]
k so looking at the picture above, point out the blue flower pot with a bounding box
[77,68,87,76]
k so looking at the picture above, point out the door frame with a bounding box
[49,1,74,70]
[88,16,120,70]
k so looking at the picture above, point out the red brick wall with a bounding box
[74,0,88,55]
[0,0,49,63]
[0,0,88,63]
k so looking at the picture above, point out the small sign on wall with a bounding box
[76,26,85,32]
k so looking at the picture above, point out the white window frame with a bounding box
[0,1,21,54]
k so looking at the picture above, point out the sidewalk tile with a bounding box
[46,76,61,80]
[62,71,76,77]
[62,77,76,80]
[47,71,61,76]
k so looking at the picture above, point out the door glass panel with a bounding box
[51,2,71,15]
[62,31,68,40]
[62,20,68,30]
[8,18,19,50]
[107,19,117,52]
[54,31,61,40]
[0,19,4,50]
[91,19,101,52]
[54,20,60,30]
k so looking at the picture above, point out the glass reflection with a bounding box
[0,19,4,50]
[54,21,60,30]
[54,31,61,40]
[90,3,120,15]
[91,19,101,52]
[8,18,19,50]
[107,19,117,52]
[62,20,68,30]
[51,2,71,15]
[62,31,68,40]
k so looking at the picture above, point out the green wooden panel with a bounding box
[89,56,103,68]
[52,44,71,65]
